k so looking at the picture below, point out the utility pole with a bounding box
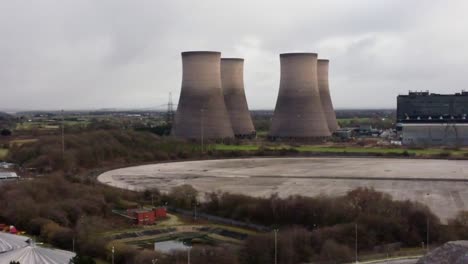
[167,92,175,135]
[61,110,65,157]
[427,217,430,252]
[200,108,204,153]
[112,245,115,264]
[72,237,75,253]
[355,223,358,263]
[151,194,154,208]
[274,229,279,264]
[187,245,191,264]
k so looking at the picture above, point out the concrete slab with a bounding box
[98,157,468,222]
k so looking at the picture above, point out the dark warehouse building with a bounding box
[397,91,468,123]
[397,91,468,146]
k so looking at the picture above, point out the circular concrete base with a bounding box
[98,157,468,222]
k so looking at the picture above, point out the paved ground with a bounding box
[98,157,468,222]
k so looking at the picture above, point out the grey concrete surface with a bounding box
[98,157,468,222]
[367,259,418,264]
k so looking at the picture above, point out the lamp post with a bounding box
[427,217,430,252]
[355,223,358,264]
[200,108,205,153]
[188,246,191,264]
[183,242,192,264]
[111,245,115,264]
[61,109,65,157]
[193,202,199,221]
[274,229,279,264]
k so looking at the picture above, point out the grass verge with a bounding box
[214,144,468,157]
[0,148,8,159]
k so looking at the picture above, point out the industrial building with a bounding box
[397,91,468,146]
[172,51,234,139]
[397,91,468,122]
[0,232,29,253]
[221,58,256,138]
[0,243,75,264]
[113,207,167,225]
[399,123,468,146]
[0,172,18,181]
[317,59,339,132]
[0,232,75,264]
[270,53,331,139]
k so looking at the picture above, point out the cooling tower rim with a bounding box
[182,51,221,56]
[221,58,244,61]
[318,59,330,62]
[280,52,317,57]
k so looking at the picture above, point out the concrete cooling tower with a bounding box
[221,58,256,138]
[270,53,331,139]
[172,51,234,139]
[317,59,339,132]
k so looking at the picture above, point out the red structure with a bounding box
[9,226,17,234]
[125,207,167,225]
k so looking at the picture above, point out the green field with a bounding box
[0,149,8,159]
[337,117,373,127]
[214,144,468,157]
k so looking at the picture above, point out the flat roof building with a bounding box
[0,172,18,181]
[397,91,468,123]
[399,123,468,146]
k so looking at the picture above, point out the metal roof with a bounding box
[0,245,75,264]
[0,233,75,264]
[400,123,468,127]
[0,172,18,180]
[0,232,30,253]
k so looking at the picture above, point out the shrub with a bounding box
[319,239,353,263]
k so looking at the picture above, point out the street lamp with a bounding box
[355,223,358,264]
[183,241,192,264]
[426,217,430,252]
[112,245,115,264]
[188,246,191,264]
[200,108,205,153]
[193,202,199,221]
[274,229,279,264]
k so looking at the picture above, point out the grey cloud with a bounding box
[1,0,468,110]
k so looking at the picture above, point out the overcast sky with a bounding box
[1,0,468,111]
